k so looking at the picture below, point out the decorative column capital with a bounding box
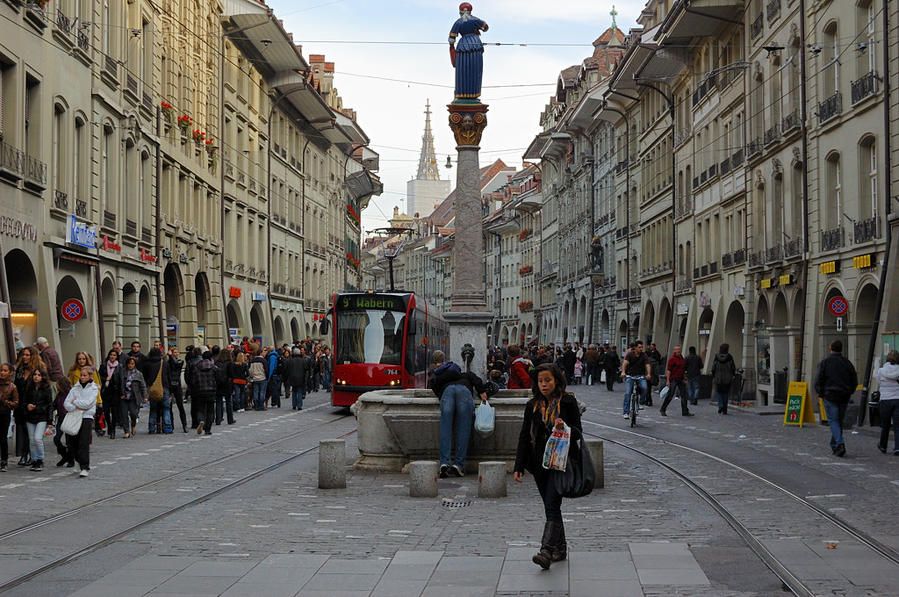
[447,103,489,147]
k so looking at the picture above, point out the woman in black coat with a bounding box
[98,349,124,439]
[513,363,582,570]
[22,368,53,471]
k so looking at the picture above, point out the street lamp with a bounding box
[370,227,414,291]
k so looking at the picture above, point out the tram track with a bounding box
[582,417,899,597]
[0,409,356,593]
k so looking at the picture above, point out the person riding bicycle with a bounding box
[620,341,651,419]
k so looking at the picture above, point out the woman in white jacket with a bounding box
[876,350,899,455]
[64,366,98,477]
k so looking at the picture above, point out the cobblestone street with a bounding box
[1,385,898,596]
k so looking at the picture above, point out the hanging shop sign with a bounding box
[760,277,778,290]
[819,260,840,275]
[676,303,688,316]
[252,292,266,302]
[229,286,242,298]
[699,291,711,308]
[853,253,874,270]
[0,216,38,242]
[778,274,794,287]
[60,298,86,322]
[161,248,173,259]
[140,248,157,263]
[827,296,849,317]
[101,235,121,253]
[66,215,97,249]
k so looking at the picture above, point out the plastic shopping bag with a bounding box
[542,422,571,471]
[600,369,607,384]
[659,385,670,402]
[474,400,495,437]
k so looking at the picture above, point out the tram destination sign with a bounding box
[338,294,405,312]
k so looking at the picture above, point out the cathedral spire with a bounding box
[416,100,441,181]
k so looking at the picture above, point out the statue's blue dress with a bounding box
[450,17,488,100]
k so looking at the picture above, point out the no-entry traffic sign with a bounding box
[827,296,849,317]
[61,298,85,322]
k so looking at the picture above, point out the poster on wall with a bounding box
[166,324,178,349]
[196,326,205,349]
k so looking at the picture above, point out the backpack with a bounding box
[148,365,165,401]
[713,356,735,386]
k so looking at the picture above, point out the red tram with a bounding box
[325,291,447,407]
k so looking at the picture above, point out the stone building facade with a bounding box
[0,0,379,364]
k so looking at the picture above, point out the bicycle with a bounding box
[625,374,645,428]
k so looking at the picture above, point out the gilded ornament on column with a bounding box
[447,103,488,146]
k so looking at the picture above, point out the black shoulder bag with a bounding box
[552,428,595,498]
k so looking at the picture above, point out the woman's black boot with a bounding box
[550,521,567,562]
[532,522,554,569]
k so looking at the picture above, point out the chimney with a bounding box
[393,206,399,218]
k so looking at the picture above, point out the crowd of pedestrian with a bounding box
[1,335,334,476]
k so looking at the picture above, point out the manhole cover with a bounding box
[441,499,472,509]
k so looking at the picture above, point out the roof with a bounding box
[593,26,626,47]
[428,159,510,226]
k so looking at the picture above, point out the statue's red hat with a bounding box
[459,2,473,12]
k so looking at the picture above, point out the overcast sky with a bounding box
[268,0,644,231]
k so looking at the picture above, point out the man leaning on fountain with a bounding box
[429,350,488,478]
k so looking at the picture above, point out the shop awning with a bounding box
[221,2,309,77]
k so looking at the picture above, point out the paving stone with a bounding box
[636,567,710,585]
[369,578,428,597]
[300,572,381,592]
[570,579,644,597]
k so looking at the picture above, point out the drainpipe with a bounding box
[153,103,165,347]
[794,0,811,384]
[858,0,894,424]
[300,137,311,330]
[587,139,597,345]
[219,31,227,344]
[601,98,632,341]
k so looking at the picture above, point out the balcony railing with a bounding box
[749,250,765,268]
[55,8,74,34]
[817,92,841,124]
[720,156,732,175]
[732,148,744,168]
[103,210,116,229]
[821,226,844,251]
[722,252,733,268]
[750,13,764,39]
[75,199,87,218]
[76,29,88,51]
[851,71,878,105]
[125,73,139,96]
[53,189,69,211]
[764,123,780,146]
[766,244,783,263]
[709,261,719,275]
[782,110,800,134]
[676,277,694,294]
[784,238,802,259]
[692,74,717,107]
[142,226,152,243]
[733,248,746,265]
[766,0,781,22]
[747,137,762,158]
[103,54,117,79]
[125,219,138,237]
[24,154,47,188]
[0,139,25,179]
[854,216,880,244]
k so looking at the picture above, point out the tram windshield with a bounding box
[336,296,407,365]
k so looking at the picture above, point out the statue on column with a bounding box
[448,2,488,102]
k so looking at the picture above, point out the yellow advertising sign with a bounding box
[819,261,840,275]
[761,278,772,289]
[779,274,794,286]
[783,382,816,427]
[853,254,873,269]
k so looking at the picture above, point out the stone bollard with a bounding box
[318,439,346,489]
[477,461,507,498]
[409,461,439,498]
[585,439,604,489]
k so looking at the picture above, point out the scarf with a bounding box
[105,360,118,386]
[533,394,561,429]
[124,369,134,399]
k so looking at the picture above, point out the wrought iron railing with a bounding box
[781,110,800,134]
[854,216,879,243]
[764,123,780,146]
[103,54,117,79]
[851,71,878,105]
[125,219,137,237]
[733,248,746,265]
[784,238,802,258]
[76,199,87,218]
[747,137,762,158]
[766,244,783,263]
[25,154,47,187]
[142,226,152,243]
[821,226,844,251]
[720,157,732,175]
[0,139,25,178]
[54,189,68,210]
[732,148,744,167]
[749,250,764,268]
[103,210,116,229]
[817,92,841,124]
[722,252,733,268]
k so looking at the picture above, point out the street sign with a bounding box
[60,298,85,322]
[783,381,815,427]
[828,296,849,317]
[836,317,843,332]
